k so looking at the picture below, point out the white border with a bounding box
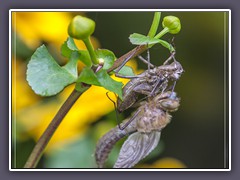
[228,9,232,171]
[9,9,231,172]
[10,9,230,12]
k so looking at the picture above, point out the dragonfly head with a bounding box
[169,61,184,80]
[155,91,180,112]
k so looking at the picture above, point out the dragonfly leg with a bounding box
[115,73,145,79]
[163,51,176,65]
[118,109,140,130]
[149,78,167,97]
[106,92,122,129]
[106,92,140,130]
[137,48,155,70]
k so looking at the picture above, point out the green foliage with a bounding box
[96,70,123,99]
[95,49,116,70]
[115,65,135,76]
[129,33,161,45]
[27,37,126,98]
[157,39,175,52]
[96,48,135,76]
[77,67,123,99]
[26,45,78,96]
[76,48,125,98]
[77,67,100,86]
[26,13,181,99]
[61,37,92,67]
[129,33,175,52]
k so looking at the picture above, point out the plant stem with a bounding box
[147,12,161,38]
[24,88,86,168]
[107,44,147,73]
[154,27,169,39]
[83,37,98,65]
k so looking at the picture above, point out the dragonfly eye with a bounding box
[159,99,180,112]
[169,92,177,99]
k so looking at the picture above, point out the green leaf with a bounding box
[27,45,77,96]
[61,37,78,59]
[114,65,135,76]
[96,70,123,99]
[157,39,175,52]
[66,36,79,50]
[77,67,100,86]
[78,50,92,67]
[61,37,92,67]
[129,33,175,52]
[77,68,123,99]
[75,82,90,93]
[95,49,116,70]
[129,33,161,45]
[62,51,79,78]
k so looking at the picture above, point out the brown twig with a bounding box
[107,44,147,73]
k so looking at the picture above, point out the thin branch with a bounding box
[107,44,147,73]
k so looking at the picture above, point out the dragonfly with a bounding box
[95,91,180,168]
[115,50,183,114]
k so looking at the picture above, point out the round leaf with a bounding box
[95,49,116,70]
[27,45,77,96]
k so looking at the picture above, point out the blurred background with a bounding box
[11,11,229,169]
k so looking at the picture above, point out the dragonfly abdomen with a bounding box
[136,103,172,133]
[95,120,137,168]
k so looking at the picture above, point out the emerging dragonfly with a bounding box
[116,50,184,114]
[95,91,180,168]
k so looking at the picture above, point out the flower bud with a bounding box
[68,15,95,40]
[162,16,181,34]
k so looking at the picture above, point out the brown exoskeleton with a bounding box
[115,51,183,114]
[95,91,180,168]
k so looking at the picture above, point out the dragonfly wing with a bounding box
[114,131,161,168]
[95,118,137,168]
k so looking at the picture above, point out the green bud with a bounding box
[98,58,105,65]
[162,16,181,34]
[68,15,95,40]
